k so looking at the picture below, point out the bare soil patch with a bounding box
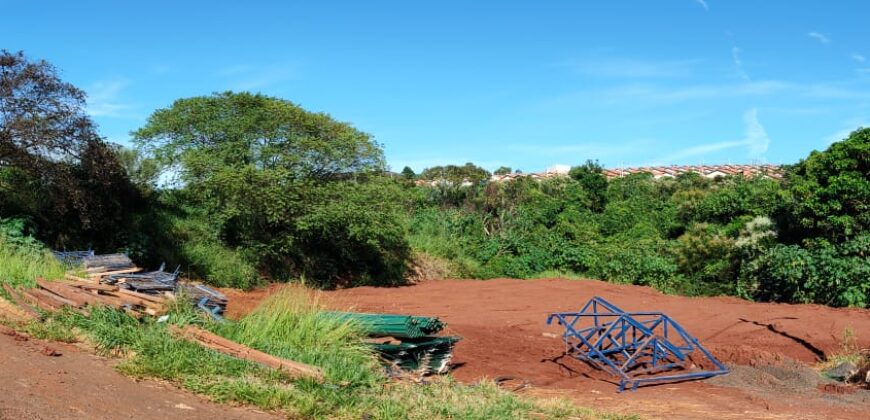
[0,325,276,420]
[226,277,870,419]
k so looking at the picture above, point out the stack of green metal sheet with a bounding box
[325,311,459,375]
[372,336,460,375]
[324,312,446,338]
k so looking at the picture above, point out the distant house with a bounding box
[485,164,783,184]
[600,164,783,180]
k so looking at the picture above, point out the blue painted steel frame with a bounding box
[547,297,728,392]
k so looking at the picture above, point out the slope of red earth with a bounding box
[0,325,277,420]
[224,278,870,420]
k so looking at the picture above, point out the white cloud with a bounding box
[742,108,770,158]
[651,109,769,163]
[731,47,750,81]
[852,53,866,63]
[86,79,132,118]
[808,31,830,44]
[562,57,700,79]
[695,0,709,11]
[823,119,868,144]
[546,164,572,174]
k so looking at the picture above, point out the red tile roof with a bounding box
[601,164,783,180]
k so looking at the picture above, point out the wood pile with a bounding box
[2,277,172,318]
[68,266,142,284]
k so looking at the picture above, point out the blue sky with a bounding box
[5,0,870,172]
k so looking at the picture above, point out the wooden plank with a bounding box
[0,295,35,323]
[116,288,167,304]
[38,280,115,308]
[68,282,119,292]
[105,292,164,310]
[37,280,89,307]
[65,273,95,284]
[22,290,63,311]
[169,325,324,381]
[33,288,77,308]
[1,285,41,319]
[88,267,141,279]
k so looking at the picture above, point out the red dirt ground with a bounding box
[0,325,277,420]
[224,278,870,419]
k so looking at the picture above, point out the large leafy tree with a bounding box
[419,162,491,184]
[134,92,407,287]
[0,50,137,248]
[569,160,608,212]
[785,128,870,242]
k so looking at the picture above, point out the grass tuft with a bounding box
[0,237,65,289]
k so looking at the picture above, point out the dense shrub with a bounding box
[405,129,870,307]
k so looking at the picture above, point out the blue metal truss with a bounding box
[546,297,728,392]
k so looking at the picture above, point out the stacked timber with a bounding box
[3,278,172,318]
[327,311,459,375]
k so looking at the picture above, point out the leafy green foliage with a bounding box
[400,166,416,180]
[133,92,408,288]
[0,218,66,288]
[419,162,491,185]
[0,51,142,251]
[408,128,870,307]
[569,160,608,212]
[785,127,870,242]
[494,166,512,176]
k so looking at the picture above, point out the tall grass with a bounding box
[216,286,380,384]
[48,286,631,419]
[0,221,66,288]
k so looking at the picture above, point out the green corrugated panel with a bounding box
[372,336,460,375]
[324,311,445,338]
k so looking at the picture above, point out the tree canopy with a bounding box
[785,127,870,242]
[0,50,138,248]
[419,163,491,184]
[133,91,407,288]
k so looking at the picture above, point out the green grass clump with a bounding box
[45,286,629,419]
[0,225,66,289]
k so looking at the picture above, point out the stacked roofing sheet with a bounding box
[327,311,459,375]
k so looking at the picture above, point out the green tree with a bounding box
[569,160,608,212]
[419,163,491,185]
[0,50,139,249]
[785,128,870,242]
[494,166,512,176]
[134,91,407,288]
[400,166,416,180]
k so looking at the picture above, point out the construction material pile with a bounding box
[2,278,171,319]
[326,312,446,338]
[177,283,228,320]
[54,251,226,319]
[327,311,459,375]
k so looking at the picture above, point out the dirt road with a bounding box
[225,277,870,420]
[0,326,276,420]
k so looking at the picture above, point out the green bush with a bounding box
[740,233,870,307]
[0,218,66,288]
